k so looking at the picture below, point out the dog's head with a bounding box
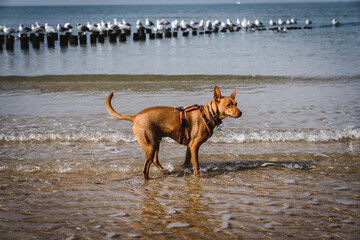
[214,86,242,119]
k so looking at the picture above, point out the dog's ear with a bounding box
[214,86,222,102]
[229,88,236,100]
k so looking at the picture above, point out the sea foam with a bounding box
[0,127,358,143]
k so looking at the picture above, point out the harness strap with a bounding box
[174,104,213,145]
[207,104,222,126]
[175,107,187,144]
[198,107,213,137]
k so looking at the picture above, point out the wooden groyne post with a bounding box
[79,32,87,45]
[0,35,4,51]
[164,31,172,38]
[98,33,105,43]
[47,33,55,48]
[32,35,40,49]
[138,29,146,41]
[20,34,29,50]
[109,32,117,43]
[69,34,78,46]
[5,35,15,51]
[59,34,69,47]
[119,33,126,42]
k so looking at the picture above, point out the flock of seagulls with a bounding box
[0,18,341,36]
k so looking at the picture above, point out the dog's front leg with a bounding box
[189,144,201,176]
[183,147,191,166]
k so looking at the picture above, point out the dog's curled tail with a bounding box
[106,92,135,122]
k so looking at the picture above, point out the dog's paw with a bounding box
[161,169,170,175]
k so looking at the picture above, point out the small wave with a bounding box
[0,128,359,144]
[212,128,360,143]
[0,162,139,174]
[0,131,136,143]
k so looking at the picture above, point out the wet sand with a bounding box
[1,154,359,240]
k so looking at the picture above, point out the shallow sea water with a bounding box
[0,75,359,239]
[1,159,359,239]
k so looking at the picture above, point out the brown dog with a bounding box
[106,86,242,179]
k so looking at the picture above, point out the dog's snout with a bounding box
[239,110,242,117]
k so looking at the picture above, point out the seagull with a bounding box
[64,22,73,30]
[57,24,67,32]
[221,21,228,30]
[31,24,44,33]
[205,20,212,29]
[255,19,263,27]
[171,19,179,30]
[198,20,204,30]
[247,20,254,28]
[241,18,247,30]
[122,19,132,27]
[213,20,221,28]
[35,21,45,30]
[45,23,56,33]
[190,20,198,29]
[145,18,154,27]
[97,22,107,32]
[159,19,170,26]
[278,19,284,25]
[136,19,144,30]
[180,19,191,30]
[119,21,131,31]
[286,19,291,25]
[153,19,165,33]
[332,18,339,26]
[19,24,31,33]
[269,19,276,26]
[291,18,297,25]
[86,22,97,31]
[227,18,236,28]
[63,22,73,32]
[77,23,89,32]
[3,26,17,34]
[109,21,120,31]
[305,19,312,25]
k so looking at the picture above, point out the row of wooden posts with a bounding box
[0,25,311,51]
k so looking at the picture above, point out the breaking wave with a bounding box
[1,127,359,144]
[0,131,136,143]
[212,127,360,143]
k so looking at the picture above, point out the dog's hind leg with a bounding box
[133,126,157,179]
[142,149,155,180]
[152,142,165,171]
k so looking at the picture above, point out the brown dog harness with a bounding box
[174,104,213,145]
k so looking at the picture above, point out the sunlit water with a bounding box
[0,2,360,239]
[1,2,360,77]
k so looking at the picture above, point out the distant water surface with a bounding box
[0,2,360,76]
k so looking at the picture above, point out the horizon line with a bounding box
[0,1,354,7]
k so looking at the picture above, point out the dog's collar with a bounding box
[207,103,222,126]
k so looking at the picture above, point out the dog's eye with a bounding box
[227,103,231,108]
